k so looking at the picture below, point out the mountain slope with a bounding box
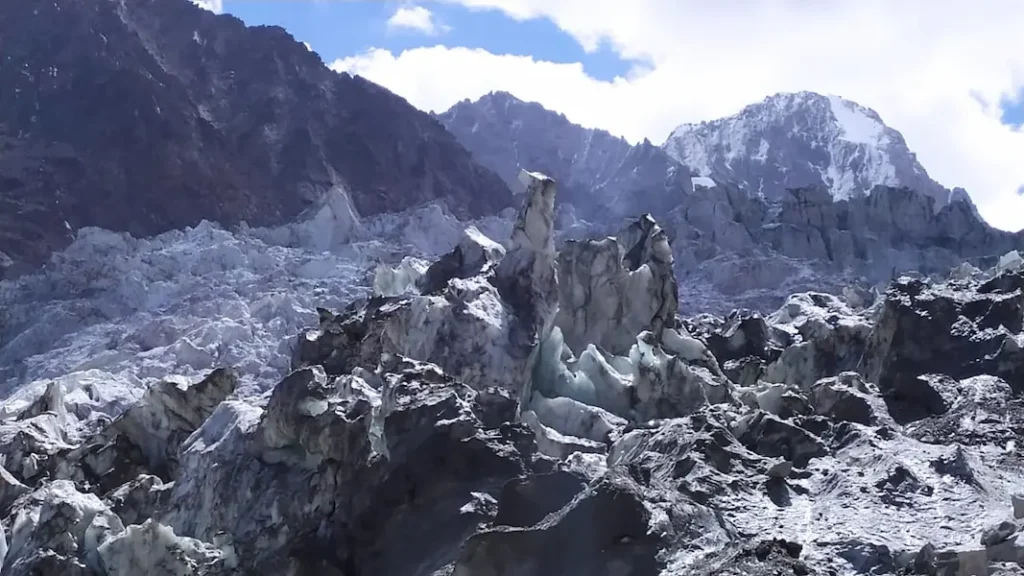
[437,91,692,221]
[664,91,951,207]
[0,0,511,271]
[437,90,1023,312]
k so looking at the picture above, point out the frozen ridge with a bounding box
[0,188,513,411]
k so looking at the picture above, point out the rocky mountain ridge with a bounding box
[437,91,693,222]
[2,170,1022,575]
[0,0,511,272]
[440,92,1024,312]
[664,91,953,206]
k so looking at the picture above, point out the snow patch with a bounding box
[827,94,885,145]
[690,176,717,189]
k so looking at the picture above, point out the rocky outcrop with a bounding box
[2,163,1024,576]
[0,0,511,270]
[439,92,1024,314]
[672,182,1024,312]
[294,170,559,399]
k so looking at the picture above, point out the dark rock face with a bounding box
[0,0,511,269]
[453,472,676,576]
[861,271,1024,399]
[437,91,693,221]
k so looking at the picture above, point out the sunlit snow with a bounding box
[827,94,885,145]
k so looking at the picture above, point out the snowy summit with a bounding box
[663,91,950,205]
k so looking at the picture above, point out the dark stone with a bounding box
[493,470,587,528]
[453,472,668,576]
[930,446,979,486]
[862,273,1024,399]
[740,412,827,468]
[705,309,780,364]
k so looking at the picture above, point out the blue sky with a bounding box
[222,1,1024,130]
[1001,90,1024,127]
[222,1,633,84]
[212,0,1024,229]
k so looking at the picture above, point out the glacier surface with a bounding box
[0,191,511,407]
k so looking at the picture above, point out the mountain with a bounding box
[664,91,951,206]
[0,0,511,272]
[437,91,692,221]
[440,91,1023,312]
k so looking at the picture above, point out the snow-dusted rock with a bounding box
[861,271,1024,406]
[148,355,553,574]
[737,412,827,467]
[453,469,728,576]
[700,309,777,365]
[981,521,1018,547]
[809,372,879,425]
[763,292,873,389]
[416,225,505,294]
[97,519,235,576]
[58,368,237,493]
[0,465,29,514]
[0,396,75,484]
[1,480,124,575]
[104,474,172,527]
[296,170,561,400]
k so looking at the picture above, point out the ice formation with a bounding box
[1,165,1024,575]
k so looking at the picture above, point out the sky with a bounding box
[201,0,1024,231]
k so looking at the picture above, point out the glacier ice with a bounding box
[0,194,514,403]
[2,154,1024,575]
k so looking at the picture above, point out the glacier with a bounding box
[0,189,512,408]
[2,172,1024,575]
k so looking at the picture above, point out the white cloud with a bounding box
[386,5,449,36]
[189,0,223,14]
[333,0,1024,231]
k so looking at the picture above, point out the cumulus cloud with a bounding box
[333,0,1024,231]
[189,0,223,14]
[386,5,449,36]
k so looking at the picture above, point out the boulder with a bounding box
[809,373,877,425]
